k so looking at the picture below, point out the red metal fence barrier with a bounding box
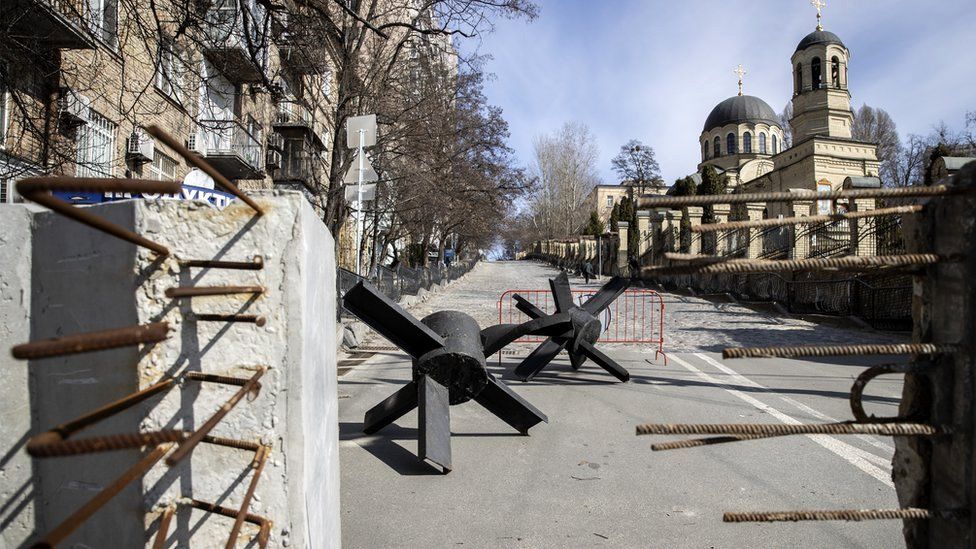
[497,289,666,360]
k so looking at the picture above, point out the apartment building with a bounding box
[0,0,335,206]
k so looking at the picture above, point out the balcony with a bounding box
[201,6,266,83]
[273,100,324,148]
[272,144,317,189]
[197,119,263,180]
[278,28,327,75]
[1,0,96,49]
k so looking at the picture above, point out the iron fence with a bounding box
[338,259,478,315]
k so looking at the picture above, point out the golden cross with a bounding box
[733,64,747,96]
[811,0,826,30]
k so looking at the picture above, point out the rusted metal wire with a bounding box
[185,499,272,548]
[146,125,264,216]
[193,314,267,327]
[643,254,950,276]
[27,430,187,457]
[227,445,271,549]
[691,205,924,233]
[31,443,173,548]
[723,343,957,359]
[152,505,176,549]
[723,508,948,523]
[201,435,262,452]
[166,286,265,298]
[850,363,923,422]
[650,435,772,451]
[166,367,266,466]
[12,321,169,360]
[635,421,943,437]
[45,377,176,439]
[637,184,962,208]
[16,177,181,256]
[186,371,258,388]
[179,256,264,270]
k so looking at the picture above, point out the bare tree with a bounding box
[851,104,901,184]
[529,121,601,238]
[610,139,662,195]
[780,102,793,148]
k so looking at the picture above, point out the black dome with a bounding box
[703,95,779,132]
[795,29,846,52]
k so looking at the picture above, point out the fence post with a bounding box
[637,210,651,263]
[649,210,665,264]
[686,207,703,255]
[617,221,629,274]
[745,202,766,259]
[789,197,813,259]
[850,196,877,256]
[666,209,683,253]
[712,204,731,256]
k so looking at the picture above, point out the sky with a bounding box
[457,0,976,186]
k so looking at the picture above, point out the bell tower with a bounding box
[789,0,854,142]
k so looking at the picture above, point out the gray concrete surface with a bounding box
[6,193,339,548]
[339,261,909,548]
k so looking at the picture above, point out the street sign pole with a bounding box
[356,128,365,276]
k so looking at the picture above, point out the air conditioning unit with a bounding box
[126,131,155,164]
[266,149,281,170]
[267,133,284,151]
[186,133,207,156]
[58,88,90,127]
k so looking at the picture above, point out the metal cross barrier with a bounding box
[634,161,976,545]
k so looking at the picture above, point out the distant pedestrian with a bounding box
[582,261,594,284]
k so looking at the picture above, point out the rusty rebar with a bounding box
[185,499,272,547]
[27,430,187,457]
[723,343,957,360]
[166,286,265,298]
[850,363,922,422]
[192,314,267,327]
[32,443,173,548]
[47,377,177,439]
[691,205,924,233]
[643,254,950,276]
[201,435,262,452]
[186,371,257,388]
[152,505,176,549]
[723,508,945,523]
[227,445,271,549]
[166,367,266,466]
[179,256,264,270]
[146,125,264,216]
[636,184,962,208]
[16,177,181,256]
[635,421,943,437]
[12,321,170,360]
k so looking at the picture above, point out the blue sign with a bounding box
[53,183,237,210]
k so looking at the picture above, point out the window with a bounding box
[831,56,841,88]
[759,133,767,154]
[156,39,188,103]
[817,182,832,215]
[726,133,736,155]
[87,0,118,49]
[795,63,803,93]
[321,69,332,98]
[606,196,613,207]
[772,134,778,154]
[0,82,8,150]
[76,109,117,177]
[149,150,178,181]
[713,136,721,157]
[811,57,822,89]
[703,140,709,160]
[743,132,752,154]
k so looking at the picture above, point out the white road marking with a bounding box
[668,354,893,488]
[694,353,895,453]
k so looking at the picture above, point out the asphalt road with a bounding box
[338,261,909,548]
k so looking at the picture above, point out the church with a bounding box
[693,4,881,216]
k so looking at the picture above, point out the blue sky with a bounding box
[459,0,976,185]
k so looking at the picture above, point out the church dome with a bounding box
[795,29,845,52]
[703,95,779,132]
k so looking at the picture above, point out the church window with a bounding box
[759,133,767,154]
[812,57,822,89]
[831,56,841,88]
[726,133,736,155]
[714,136,721,157]
[743,132,752,153]
[772,134,778,154]
[795,63,803,93]
[703,140,709,160]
